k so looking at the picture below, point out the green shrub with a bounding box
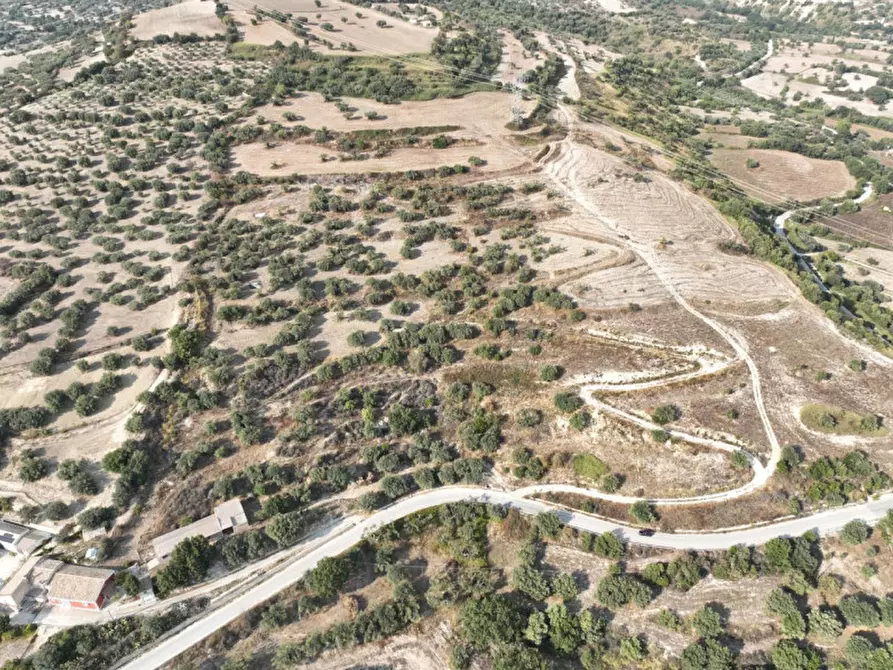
[554,392,583,413]
[691,605,724,639]
[840,519,871,546]
[651,404,680,425]
[572,453,608,481]
[516,409,542,427]
[155,536,214,596]
[592,533,625,559]
[839,595,881,628]
[630,501,658,524]
[19,452,47,483]
[307,556,351,598]
[601,473,621,493]
[569,411,591,431]
[539,365,562,381]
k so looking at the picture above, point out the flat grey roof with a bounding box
[151,515,221,559]
[0,520,28,543]
[151,498,246,559]
[214,498,247,531]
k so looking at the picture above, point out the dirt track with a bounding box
[494,30,541,85]
[539,105,893,497]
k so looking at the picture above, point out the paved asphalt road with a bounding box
[118,486,893,670]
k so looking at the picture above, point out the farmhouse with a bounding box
[0,557,114,612]
[151,498,248,560]
[47,564,116,610]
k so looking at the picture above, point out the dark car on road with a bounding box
[638,529,655,537]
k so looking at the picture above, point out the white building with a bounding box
[151,498,248,560]
[0,520,52,557]
[0,557,114,612]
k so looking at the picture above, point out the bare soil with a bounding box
[710,148,856,204]
[228,0,437,56]
[231,141,528,176]
[253,91,534,135]
[130,0,226,40]
[494,30,541,86]
[831,191,893,248]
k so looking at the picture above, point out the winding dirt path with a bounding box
[530,109,782,503]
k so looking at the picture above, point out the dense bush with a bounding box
[554,392,583,413]
[596,567,652,609]
[307,556,351,598]
[651,404,680,425]
[78,506,116,530]
[155,536,214,596]
[28,601,205,670]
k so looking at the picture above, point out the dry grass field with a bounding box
[230,142,527,176]
[253,91,533,134]
[799,402,889,437]
[836,244,893,289]
[721,305,893,459]
[742,39,893,116]
[228,0,437,55]
[683,107,777,124]
[130,0,226,40]
[720,37,751,51]
[57,48,106,83]
[237,91,538,176]
[827,120,893,141]
[742,72,893,118]
[696,126,755,149]
[831,192,893,248]
[0,42,62,72]
[763,41,890,76]
[709,148,856,203]
[231,9,297,45]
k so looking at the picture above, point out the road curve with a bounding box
[117,486,893,670]
[733,38,774,80]
[774,183,873,297]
